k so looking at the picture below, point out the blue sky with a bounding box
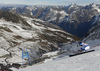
[0,0,100,6]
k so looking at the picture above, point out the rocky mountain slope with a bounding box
[0,10,79,64]
[1,3,100,37]
[83,15,100,42]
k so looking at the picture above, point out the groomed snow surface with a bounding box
[11,42,100,71]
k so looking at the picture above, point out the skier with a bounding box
[79,42,90,51]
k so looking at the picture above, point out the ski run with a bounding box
[11,39,100,71]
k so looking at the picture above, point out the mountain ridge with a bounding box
[1,3,100,37]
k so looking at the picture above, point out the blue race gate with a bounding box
[22,49,31,67]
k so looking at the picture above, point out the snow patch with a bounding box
[0,49,9,57]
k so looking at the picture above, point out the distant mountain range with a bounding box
[0,3,100,37]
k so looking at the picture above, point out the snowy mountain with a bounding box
[0,10,79,64]
[1,3,100,37]
[0,3,99,71]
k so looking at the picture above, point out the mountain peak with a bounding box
[71,3,76,5]
[68,3,78,9]
[91,2,96,7]
[71,3,77,6]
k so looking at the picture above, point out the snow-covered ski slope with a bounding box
[11,41,100,71]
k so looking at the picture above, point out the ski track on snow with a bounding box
[11,46,100,71]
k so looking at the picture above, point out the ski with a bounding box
[69,50,95,57]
